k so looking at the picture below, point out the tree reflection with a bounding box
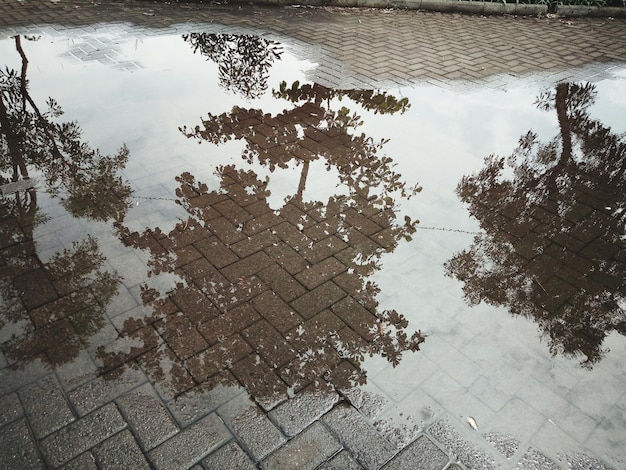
[182,33,282,99]
[98,81,423,407]
[0,35,130,367]
[445,82,626,368]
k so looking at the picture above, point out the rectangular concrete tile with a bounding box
[202,441,256,470]
[322,404,396,470]
[116,383,179,450]
[148,412,231,470]
[40,403,126,467]
[0,360,49,396]
[217,394,286,462]
[93,429,151,469]
[268,382,339,437]
[317,449,364,470]
[68,366,147,415]
[166,374,243,427]
[58,452,98,470]
[0,392,23,428]
[290,281,346,319]
[19,374,75,438]
[54,350,99,391]
[260,421,342,470]
[0,418,44,469]
[382,435,449,470]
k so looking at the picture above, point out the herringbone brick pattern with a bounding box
[1,0,625,86]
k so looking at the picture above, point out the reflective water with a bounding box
[1,29,625,469]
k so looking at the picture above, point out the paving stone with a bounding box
[241,319,297,369]
[0,392,23,428]
[116,383,179,450]
[258,263,307,302]
[221,251,274,282]
[382,435,449,470]
[40,403,127,467]
[54,350,99,391]
[295,256,347,290]
[166,374,243,426]
[68,366,147,415]
[317,449,365,470]
[268,382,340,437]
[0,360,49,396]
[250,290,302,334]
[19,374,75,439]
[0,418,44,470]
[93,429,152,469]
[322,403,397,470]
[186,334,252,383]
[260,421,342,470]
[58,452,98,470]
[217,394,286,462]
[202,441,256,470]
[290,281,347,319]
[148,412,231,470]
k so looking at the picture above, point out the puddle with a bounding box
[1,27,625,468]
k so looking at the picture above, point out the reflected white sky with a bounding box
[2,29,625,468]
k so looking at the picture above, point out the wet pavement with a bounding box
[1,2,626,470]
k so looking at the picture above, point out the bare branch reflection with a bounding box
[0,35,131,367]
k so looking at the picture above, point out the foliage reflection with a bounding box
[99,80,423,407]
[0,35,131,367]
[445,82,626,368]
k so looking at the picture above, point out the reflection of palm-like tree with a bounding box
[0,35,129,367]
[182,33,282,99]
[445,82,626,368]
[98,82,423,408]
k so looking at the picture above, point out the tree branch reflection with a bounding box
[99,81,423,407]
[0,35,131,367]
[183,33,282,99]
[445,81,626,368]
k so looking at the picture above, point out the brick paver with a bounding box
[0,0,625,88]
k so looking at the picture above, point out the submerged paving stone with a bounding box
[428,419,496,470]
[382,435,449,470]
[1,5,626,470]
[268,384,340,437]
[68,366,147,416]
[317,450,365,470]
[116,383,179,450]
[259,421,342,470]
[217,394,287,462]
[148,413,231,470]
[322,403,397,470]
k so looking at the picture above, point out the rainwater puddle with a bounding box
[1,27,625,469]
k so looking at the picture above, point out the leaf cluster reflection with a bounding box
[0,36,131,367]
[446,82,626,367]
[99,78,423,406]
